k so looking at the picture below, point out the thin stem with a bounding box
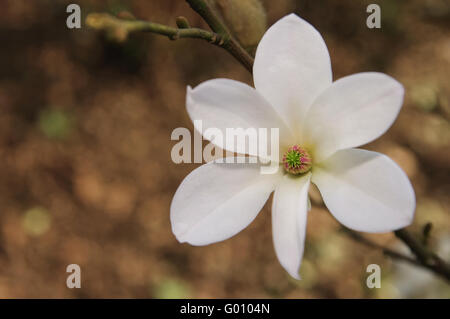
[185,0,254,71]
[87,13,224,44]
[395,229,450,281]
[185,0,229,35]
[342,227,449,281]
[342,227,422,267]
[86,11,253,72]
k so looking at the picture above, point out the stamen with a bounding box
[282,145,312,175]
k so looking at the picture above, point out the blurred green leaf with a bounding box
[38,109,72,139]
[152,278,191,299]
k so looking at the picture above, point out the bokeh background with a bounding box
[0,0,449,298]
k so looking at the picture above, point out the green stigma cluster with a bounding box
[282,145,312,175]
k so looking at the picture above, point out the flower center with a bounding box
[282,145,312,175]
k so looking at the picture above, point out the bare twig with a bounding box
[185,0,230,35]
[342,226,449,281]
[87,13,225,44]
[310,200,448,280]
[395,229,450,281]
[185,0,254,71]
[86,3,254,72]
[342,227,421,267]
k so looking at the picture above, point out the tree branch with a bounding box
[342,227,422,267]
[185,0,254,72]
[341,226,449,281]
[86,10,253,72]
[395,229,450,281]
[185,0,229,35]
[87,13,224,44]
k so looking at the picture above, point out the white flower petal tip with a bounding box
[170,158,282,246]
[305,72,405,161]
[185,78,293,157]
[272,173,311,280]
[312,149,416,233]
[253,13,332,132]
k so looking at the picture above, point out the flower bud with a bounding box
[212,0,267,55]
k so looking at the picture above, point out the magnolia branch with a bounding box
[86,0,449,282]
[86,13,219,42]
[342,228,420,266]
[348,228,450,281]
[185,0,254,72]
[327,198,449,281]
[394,229,450,280]
[86,3,253,72]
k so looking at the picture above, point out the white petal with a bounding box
[186,79,294,157]
[304,72,405,161]
[171,158,282,246]
[312,149,415,233]
[254,13,332,134]
[272,173,311,279]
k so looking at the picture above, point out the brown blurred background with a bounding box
[0,0,449,298]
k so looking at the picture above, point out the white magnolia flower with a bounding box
[170,14,415,279]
